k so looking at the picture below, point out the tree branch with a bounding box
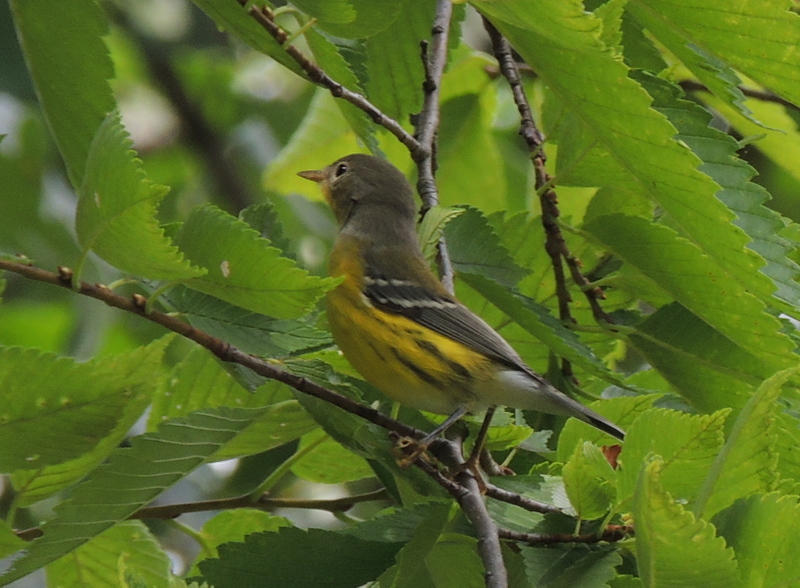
[1,260,563,526]
[482,17,612,386]
[0,259,423,441]
[239,0,422,158]
[499,525,632,545]
[423,438,508,588]
[15,489,390,542]
[414,0,456,293]
[484,483,561,515]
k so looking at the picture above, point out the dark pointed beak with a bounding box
[297,169,325,183]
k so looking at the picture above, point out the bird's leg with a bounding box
[458,406,497,488]
[395,405,468,467]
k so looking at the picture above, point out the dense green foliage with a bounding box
[2,0,800,586]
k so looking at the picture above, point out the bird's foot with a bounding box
[392,435,432,468]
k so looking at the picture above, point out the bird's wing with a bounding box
[362,275,530,373]
[363,274,627,441]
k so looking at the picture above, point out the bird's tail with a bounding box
[578,408,625,441]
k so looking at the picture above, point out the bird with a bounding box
[298,154,625,448]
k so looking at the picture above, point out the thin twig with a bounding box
[239,0,422,158]
[414,0,456,293]
[484,483,561,515]
[678,79,799,111]
[15,489,390,542]
[482,17,612,337]
[499,525,632,545]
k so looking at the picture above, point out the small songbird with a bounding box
[298,154,625,443]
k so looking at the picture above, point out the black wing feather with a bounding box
[363,276,528,372]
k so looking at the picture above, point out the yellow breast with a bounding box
[327,236,494,415]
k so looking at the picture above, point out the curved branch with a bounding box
[239,0,422,158]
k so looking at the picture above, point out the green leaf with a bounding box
[627,0,800,107]
[714,493,800,588]
[562,442,617,521]
[774,414,800,492]
[313,0,401,38]
[618,11,668,72]
[584,214,793,369]
[175,204,338,319]
[148,345,317,461]
[10,379,157,508]
[197,527,402,587]
[628,303,772,412]
[147,345,287,427]
[0,301,72,352]
[425,535,485,588]
[188,511,292,577]
[610,576,644,588]
[627,7,754,122]
[0,520,25,560]
[239,202,292,253]
[635,73,800,311]
[8,0,114,185]
[444,206,527,287]
[363,0,433,120]
[483,420,534,452]
[189,0,305,77]
[485,212,554,303]
[618,408,728,507]
[703,93,800,189]
[377,503,451,588]
[168,287,332,358]
[418,206,466,264]
[291,0,355,24]
[437,88,508,213]
[0,339,165,472]
[290,429,373,484]
[0,407,267,586]
[521,545,622,588]
[486,476,550,534]
[694,368,795,519]
[45,521,172,588]
[634,458,739,587]
[594,0,626,55]
[0,115,77,268]
[75,113,203,280]
[284,360,443,497]
[343,503,451,544]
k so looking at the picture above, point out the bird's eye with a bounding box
[334,163,348,177]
